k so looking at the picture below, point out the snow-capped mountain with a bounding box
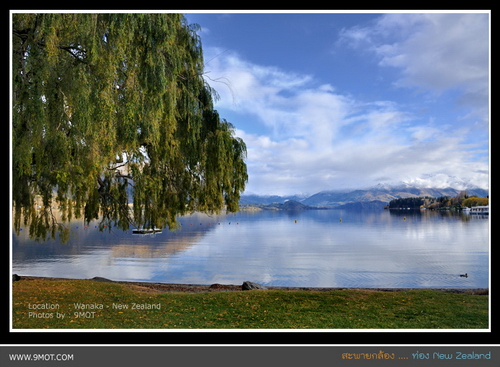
[241,180,488,209]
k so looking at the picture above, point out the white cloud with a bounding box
[202,23,489,196]
[339,12,489,121]
[204,49,316,137]
[380,14,488,89]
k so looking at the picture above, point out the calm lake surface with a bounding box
[12,209,489,289]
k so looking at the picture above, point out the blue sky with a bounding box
[184,11,490,196]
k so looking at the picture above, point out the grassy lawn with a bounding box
[12,279,489,329]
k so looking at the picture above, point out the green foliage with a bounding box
[12,13,248,240]
[388,197,427,209]
[462,196,489,208]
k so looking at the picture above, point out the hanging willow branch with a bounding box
[12,13,248,241]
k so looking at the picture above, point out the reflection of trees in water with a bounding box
[13,213,224,262]
[388,208,488,222]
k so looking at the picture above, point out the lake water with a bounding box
[12,209,489,289]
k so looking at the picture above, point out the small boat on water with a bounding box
[132,228,163,235]
[463,206,489,215]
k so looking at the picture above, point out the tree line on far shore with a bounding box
[387,192,489,210]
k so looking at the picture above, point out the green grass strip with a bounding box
[13,279,489,329]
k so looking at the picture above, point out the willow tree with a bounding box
[12,13,248,240]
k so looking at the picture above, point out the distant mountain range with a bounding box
[240,184,489,210]
[245,200,321,211]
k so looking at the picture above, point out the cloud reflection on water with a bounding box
[12,210,488,288]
